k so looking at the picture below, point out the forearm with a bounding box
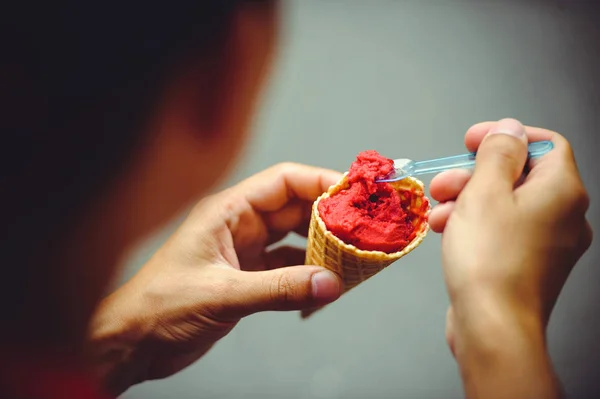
[453,295,562,399]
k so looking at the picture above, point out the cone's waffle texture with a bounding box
[302,173,430,318]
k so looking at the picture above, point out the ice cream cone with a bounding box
[302,173,430,318]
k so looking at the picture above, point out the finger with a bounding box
[467,118,529,195]
[465,122,555,153]
[465,122,581,195]
[428,201,455,233]
[263,246,306,270]
[429,170,472,203]
[239,163,342,213]
[220,266,342,319]
[516,132,586,206]
[263,198,312,237]
[465,121,495,152]
[467,124,554,150]
[524,130,578,179]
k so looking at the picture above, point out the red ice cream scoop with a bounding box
[318,150,428,253]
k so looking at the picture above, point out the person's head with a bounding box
[0,1,278,345]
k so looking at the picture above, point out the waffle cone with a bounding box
[302,173,430,318]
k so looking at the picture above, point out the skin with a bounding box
[54,2,343,395]
[50,1,286,351]
[88,164,343,394]
[13,2,591,398]
[429,119,592,398]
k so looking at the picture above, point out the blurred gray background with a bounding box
[119,1,599,398]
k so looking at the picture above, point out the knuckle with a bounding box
[559,135,574,156]
[487,146,522,171]
[563,180,590,212]
[273,162,300,175]
[578,189,591,211]
[190,194,214,214]
[553,136,580,171]
[269,272,295,304]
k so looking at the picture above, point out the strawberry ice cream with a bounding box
[317,150,425,253]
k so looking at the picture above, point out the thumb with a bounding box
[469,118,529,194]
[221,266,342,319]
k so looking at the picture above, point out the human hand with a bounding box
[428,118,592,398]
[87,163,343,395]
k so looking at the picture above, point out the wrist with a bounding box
[86,284,151,396]
[453,289,545,349]
[451,293,561,399]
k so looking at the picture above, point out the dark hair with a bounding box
[0,2,251,334]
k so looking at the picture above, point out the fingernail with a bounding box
[489,118,526,138]
[311,270,341,302]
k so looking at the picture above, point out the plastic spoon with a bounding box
[376,140,554,183]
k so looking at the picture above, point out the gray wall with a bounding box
[119,1,599,398]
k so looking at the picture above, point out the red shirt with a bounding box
[1,354,112,399]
